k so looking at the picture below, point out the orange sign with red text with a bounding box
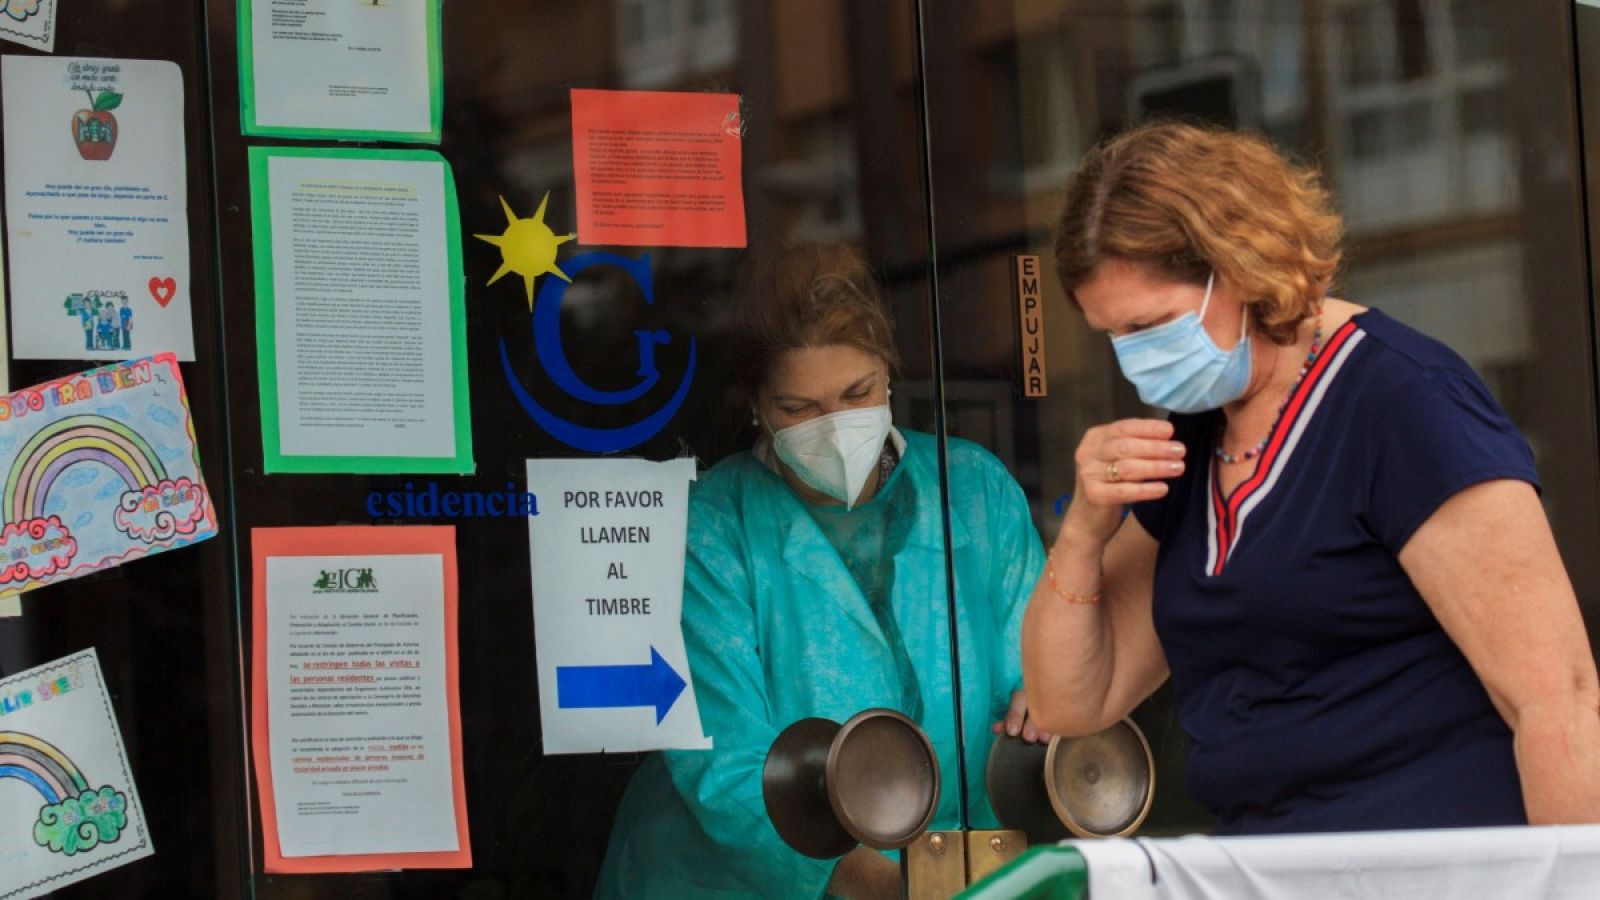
[571,88,746,248]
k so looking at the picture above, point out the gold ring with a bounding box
[1106,460,1121,482]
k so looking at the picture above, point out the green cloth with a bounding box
[804,454,924,721]
[595,430,1045,899]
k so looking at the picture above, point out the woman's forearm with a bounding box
[1514,700,1600,824]
[1023,419,1176,734]
[1023,606,1110,733]
[1397,481,1600,825]
[1017,522,1158,733]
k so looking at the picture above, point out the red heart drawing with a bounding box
[148,277,177,307]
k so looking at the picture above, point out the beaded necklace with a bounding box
[1214,309,1325,465]
[875,441,899,491]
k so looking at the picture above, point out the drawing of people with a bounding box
[119,296,132,350]
[78,294,96,350]
[98,302,116,350]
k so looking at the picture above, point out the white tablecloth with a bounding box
[1065,826,1600,899]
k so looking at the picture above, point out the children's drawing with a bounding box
[71,89,120,161]
[4,56,193,360]
[0,651,153,897]
[0,732,129,855]
[0,1,43,22]
[61,291,134,353]
[0,0,57,52]
[0,353,216,601]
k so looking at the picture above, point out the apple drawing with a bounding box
[72,90,121,161]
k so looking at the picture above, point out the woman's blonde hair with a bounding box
[731,242,900,399]
[1053,122,1343,344]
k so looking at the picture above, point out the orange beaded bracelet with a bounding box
[1045,549,1101,605]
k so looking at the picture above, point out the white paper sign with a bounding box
[265,553,459,857]
[0,0,58,52]
[261,151,461,464]
[527,458,711,754]
[2,56,196,361]
[0,649,153,899]
[245,0,436,138]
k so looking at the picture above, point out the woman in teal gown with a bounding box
[596,244,1046,899]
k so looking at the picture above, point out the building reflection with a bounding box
[447,0,1600,851]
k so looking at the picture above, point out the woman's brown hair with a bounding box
[731,242,900,400]
[1054,122,1343,344]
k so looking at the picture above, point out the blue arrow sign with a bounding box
[556,646,687,724]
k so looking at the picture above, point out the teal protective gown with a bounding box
[595,430,1044,898]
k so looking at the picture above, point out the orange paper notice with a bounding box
[571,88,746,248]
[251,526,471,872]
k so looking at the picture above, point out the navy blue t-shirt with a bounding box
[1132,309,1539,834]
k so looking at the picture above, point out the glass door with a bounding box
[3,2,1596,897]
[203,0,961,894]
[918,0,1600,837]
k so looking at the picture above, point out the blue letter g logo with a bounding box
[499,252,695,452]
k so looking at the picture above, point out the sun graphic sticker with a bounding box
[475,192,574,309]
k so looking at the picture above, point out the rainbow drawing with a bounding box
[2,414,166,525]
[0,730,129,856]
[0,730,87,804]
[0,356,217,601]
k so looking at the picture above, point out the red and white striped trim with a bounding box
[1205,321,1366,576]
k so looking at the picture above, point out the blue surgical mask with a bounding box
[1110,272,1250,413]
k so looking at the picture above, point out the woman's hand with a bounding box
[1065,418,1186,548]
[992,689,1054,744]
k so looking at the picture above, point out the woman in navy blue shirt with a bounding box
[1022,122,1600,833]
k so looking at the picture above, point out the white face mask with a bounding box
[769,405,893,509]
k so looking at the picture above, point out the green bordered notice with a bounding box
[238,0,443,143]
[248,146,472,474]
